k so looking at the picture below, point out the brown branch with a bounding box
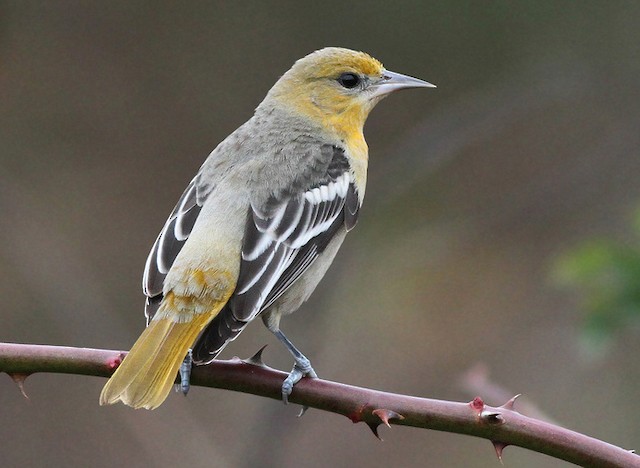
[0,342,637,467]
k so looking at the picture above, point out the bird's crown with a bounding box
[288,47,384,81]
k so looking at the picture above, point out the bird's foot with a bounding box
[282,355,317,409]
[176,349,193,396]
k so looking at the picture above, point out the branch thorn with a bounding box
[500,394,521,411]
[347,404,366,424]
[105,352,125,372]
[243,345,268,367]
[480,410,505,425]
[470,396,485,412]
[492,441,509,464]
[8,372,30,400]
[367,422,382,440]
[372,408,404,428]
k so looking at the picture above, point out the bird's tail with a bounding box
[100,309,219,410]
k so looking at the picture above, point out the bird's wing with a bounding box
[192,146,360,362]
[235,171,359,318]
[142,175,206,323]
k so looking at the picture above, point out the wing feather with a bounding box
[142,176,206,322]
[231,179,352,322]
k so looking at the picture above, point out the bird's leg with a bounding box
[272,329,317,405]
[177,348,193,396]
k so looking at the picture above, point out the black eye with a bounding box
[337,72,361,89]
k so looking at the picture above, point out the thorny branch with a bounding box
[0,342,638,468]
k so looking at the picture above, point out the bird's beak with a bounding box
[371,70,436,98]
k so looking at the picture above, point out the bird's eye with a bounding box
[337,72,361,89]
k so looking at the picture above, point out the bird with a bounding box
[100,47,435,410]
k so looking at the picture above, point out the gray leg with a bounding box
[272,329,318,404]
[177,349,193,396]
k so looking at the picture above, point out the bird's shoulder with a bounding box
[197,108,358,207]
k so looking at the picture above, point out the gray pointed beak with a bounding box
[371,69,436,97]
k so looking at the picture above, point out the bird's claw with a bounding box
[281,358,317,406]
[176,349,193,396]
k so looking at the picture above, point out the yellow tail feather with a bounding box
[100,310,219,410]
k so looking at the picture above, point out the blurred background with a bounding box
[2,2,640,467]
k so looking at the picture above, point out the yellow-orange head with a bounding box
[262,47,434,140]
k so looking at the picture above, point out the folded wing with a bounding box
[192,147,360,362]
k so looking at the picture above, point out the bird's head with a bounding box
[263,47,435,142]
